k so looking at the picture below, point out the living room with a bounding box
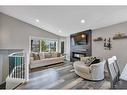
[0,5,127,90]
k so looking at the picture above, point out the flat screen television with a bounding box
[72,33,88,45]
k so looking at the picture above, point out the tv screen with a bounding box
[73,34,87,45]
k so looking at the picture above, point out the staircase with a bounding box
[6,51,27,89]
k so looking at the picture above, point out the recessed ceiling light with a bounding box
[81,19,85,24]
[81,34,85,38]
[35,19,39,22]
[59,30,62,33]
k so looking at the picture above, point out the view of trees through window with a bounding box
[41,40,49,52]
[31,38,57,52]
[50,41,56,52]
[31,39,40,52]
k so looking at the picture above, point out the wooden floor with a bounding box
[0,82,6,89]
[16,61,110,89]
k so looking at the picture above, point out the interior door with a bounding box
[61,41,64,54]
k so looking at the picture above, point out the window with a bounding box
[50,41,57,52]
[41,40,50,52]
[31,39,40,52]
[31,37,58,53]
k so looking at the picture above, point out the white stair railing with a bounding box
[9,52,25,79]
[6,51,26,89]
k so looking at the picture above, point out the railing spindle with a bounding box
[8,52,25,79]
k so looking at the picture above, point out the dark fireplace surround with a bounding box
[70,30,92,62]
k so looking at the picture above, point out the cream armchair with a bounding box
[73,59,106,81]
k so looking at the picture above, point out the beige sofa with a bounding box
[30,52,64,69]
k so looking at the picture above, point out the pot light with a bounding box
[59,30,62,33]
[81,34,85,38]
[35,19,39,22]
[81,19,85,24]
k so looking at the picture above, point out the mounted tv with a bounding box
[72,33,88,45]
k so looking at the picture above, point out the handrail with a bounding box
[8,52,24,57]
[8,52,25,79]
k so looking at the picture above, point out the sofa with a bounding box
[30,52,64,69]
[73,57,106,81]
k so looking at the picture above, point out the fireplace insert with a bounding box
[72,52,86,59]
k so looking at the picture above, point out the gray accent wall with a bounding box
[92,22,127,72]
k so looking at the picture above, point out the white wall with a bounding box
[0,13,64,52]
[92,22,127,72]
[0,51,9,83]
[0,55,3,84]
[66,36,70,61]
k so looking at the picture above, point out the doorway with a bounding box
[61,41,64,54]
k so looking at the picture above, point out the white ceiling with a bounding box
[1,6,127,37]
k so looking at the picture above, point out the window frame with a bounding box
[30,36,58,53]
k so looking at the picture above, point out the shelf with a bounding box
[93,37,103,41]
[113,36,127,40]
[93,39,103,41]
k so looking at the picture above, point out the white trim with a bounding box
[25,52,29,81]
[8,51,24,57]
[39,40,41,53]
[0,55,3,84]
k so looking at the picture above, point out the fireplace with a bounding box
[70,30,92,62]
[72,52,86,59]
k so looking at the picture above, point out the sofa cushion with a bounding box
[33,53,40,60]
[44,52,52,58]
[30,56,64,68]
[39,52,45,59]
[57,53,61,57]
[51,52,58,58]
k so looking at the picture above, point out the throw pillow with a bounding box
[85,58,92,66]
[57,53,61,57]
[85,57,96,66]
[33,53,40,60]
[91,58,100,64]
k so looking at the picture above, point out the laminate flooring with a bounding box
[16,61,110,89]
